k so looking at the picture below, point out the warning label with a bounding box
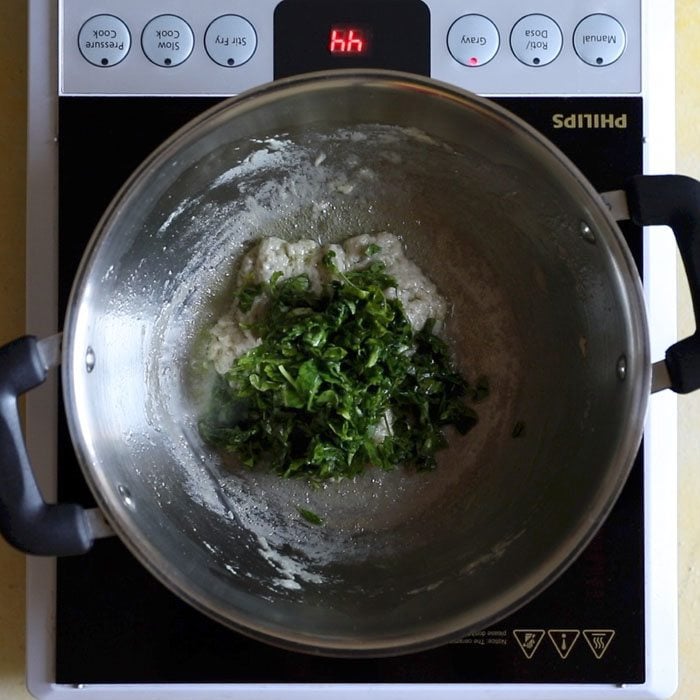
[547,629,581,659]
[583,629,615,659]
[513,629,545,659]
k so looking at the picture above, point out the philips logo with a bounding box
[552,113,628,129]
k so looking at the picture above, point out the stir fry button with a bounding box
[204,15,258,67]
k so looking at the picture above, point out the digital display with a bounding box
[273,0,429,79]
[329,26,370,55]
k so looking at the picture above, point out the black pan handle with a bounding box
[626,174,700,394]
[0,335,93,555]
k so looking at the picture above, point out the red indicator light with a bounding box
[329,26,369,55]
[469,56,478,65]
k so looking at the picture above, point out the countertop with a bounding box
[1,1,700,698]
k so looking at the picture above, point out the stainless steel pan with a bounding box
[1,70,699,656]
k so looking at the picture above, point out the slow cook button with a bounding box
[78,14,131,67]
[141,14,194,67]
[204,15,257,67]
[573,14,626,66]
[447,14,500,67]
[510,14,562,67]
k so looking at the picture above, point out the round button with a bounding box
[573,14,626,67]
[447,15,500,67]
[204,15,257,67]
[78,14,131,67]
[510,14,562,67]
[141,15,194,68]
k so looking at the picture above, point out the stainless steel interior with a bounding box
[61,70,650,655]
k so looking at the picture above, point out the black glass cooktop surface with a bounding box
[55,94,644,686]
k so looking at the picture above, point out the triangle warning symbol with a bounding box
[547,629,580,659]
[513,629,545,659]
[583,629,615,659]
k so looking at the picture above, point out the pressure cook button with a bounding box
[510,14,562,67]
[204,15,257,67]
[141,15,194,67]
[447,15,500,67]
[78,14,131,67]
[573,14,626,66]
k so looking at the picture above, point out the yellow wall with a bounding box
[675,2,700,697]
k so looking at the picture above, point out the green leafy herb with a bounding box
[236,282,265,313]
[199,255,483,482]
[297,507,323,525]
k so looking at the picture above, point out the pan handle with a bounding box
[625,174,700,394]
[0,335,94,555]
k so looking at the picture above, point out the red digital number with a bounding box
[329,27,367,55]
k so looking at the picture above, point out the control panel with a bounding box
[60,0,641,96]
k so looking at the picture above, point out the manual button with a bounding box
[573,14,626,66]
[447,15,500,67]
